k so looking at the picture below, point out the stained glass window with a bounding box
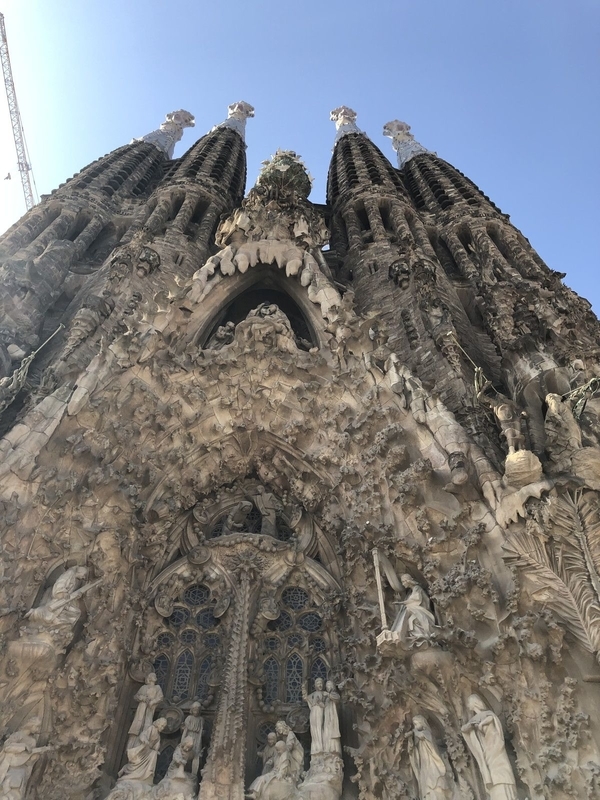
[265,637,279,651]
[173,649,194,699]
[180,629,198,645]
[196,608,219,629]
[156,632,174,649]
[311,657,328,684]
[152,653,170,692]
[276,518,294,542]
[286,653,303,703]
[312,638,326,653]
[246,506,263,533]
[298,612,322,632]
[264,656,279,704]
[267,610,292,631]
[196,656,212,700]
[282,587,309,611]
[203,633,220,650]
[287,633,304,649]
[168,606,190,627]
[183,584,210,606]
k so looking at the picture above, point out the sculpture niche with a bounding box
[247,686,343,800]
[407,716,454,800]
[461,695,518,800]
[372,551,438,657]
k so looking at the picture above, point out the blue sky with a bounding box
[1,0,599,310]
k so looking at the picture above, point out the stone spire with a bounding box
[383,120,430,168]
[213,101,255,140]
[132,109,195,158]
[330,106,362,143]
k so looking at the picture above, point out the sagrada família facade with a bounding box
[0,102,599,800]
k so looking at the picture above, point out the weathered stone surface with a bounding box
[0,105,599,800]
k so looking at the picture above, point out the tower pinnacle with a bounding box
[214,101,255,139]
[132,109,195,159]
[383,120,430,168]
[330,106,362,143]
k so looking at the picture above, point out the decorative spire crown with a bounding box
[214,101,255,139]
[383,120,430,168]
[133,110,195,159]
[330,106,362,143]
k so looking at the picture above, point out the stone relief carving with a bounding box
[127,672,164,748]
[407,715,453,800]
[187,150,340,323]
[0,717,53,800]
[461,695,518,800]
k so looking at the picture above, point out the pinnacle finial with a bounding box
[215,101,255,139]
[383,120,430,168]
[133,110,195,159]
[330,106,361,143]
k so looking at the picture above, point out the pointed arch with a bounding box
[185,265,328,350]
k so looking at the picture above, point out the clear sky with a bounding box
[1,1,599,310]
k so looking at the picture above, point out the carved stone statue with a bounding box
[275,720,304,784]
[182,701,204,775]
[247,740,296,800]
[258,732,278,775]
[477,380,525,454]
[0,717,53,800]
[223,501,253,535]
[461,695,517,800]
[407,716,451,800]
[118,717,167,785]
[12,566,99,666]
[252,486,283,537]
[391,574,437,647]
[153,737,197,800]
[303,678,341,755]
[127,672,164,748]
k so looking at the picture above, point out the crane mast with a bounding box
[0,12,36,211]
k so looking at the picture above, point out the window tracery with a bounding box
[152,583,223,704]
[255,585,330,710]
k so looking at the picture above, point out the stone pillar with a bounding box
[198,569,252,800]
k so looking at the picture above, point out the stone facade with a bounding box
[0,103,599,800]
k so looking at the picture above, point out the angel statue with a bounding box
[372,550,438,653]
[461,695,517,800]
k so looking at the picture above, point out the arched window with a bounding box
[154,745,175,783]
[173,649,194,700]
[151,584,225,703]
[257,586,329,708]
[286,654,303,703]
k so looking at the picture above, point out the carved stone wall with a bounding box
[0,107,600,800]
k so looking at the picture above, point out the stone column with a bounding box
[198,568,252,800]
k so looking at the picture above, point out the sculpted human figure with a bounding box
[166,737,194,780]
[303,677,327,754]
[258,732,278,775]
[252,486,283,537]
[13,567,100,671]
[127,672,164,748]
[391,574,437,647]
[275,720,304,784]
[247,740,295,800]
[118,717,167,785]
[323,681,342,755]
[407,716,450,800]
[182,701,204,774]
[477,380,525,454]
[461,695,517,800]
[0,718,53,800]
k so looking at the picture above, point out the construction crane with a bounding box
[0,12,37,210]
